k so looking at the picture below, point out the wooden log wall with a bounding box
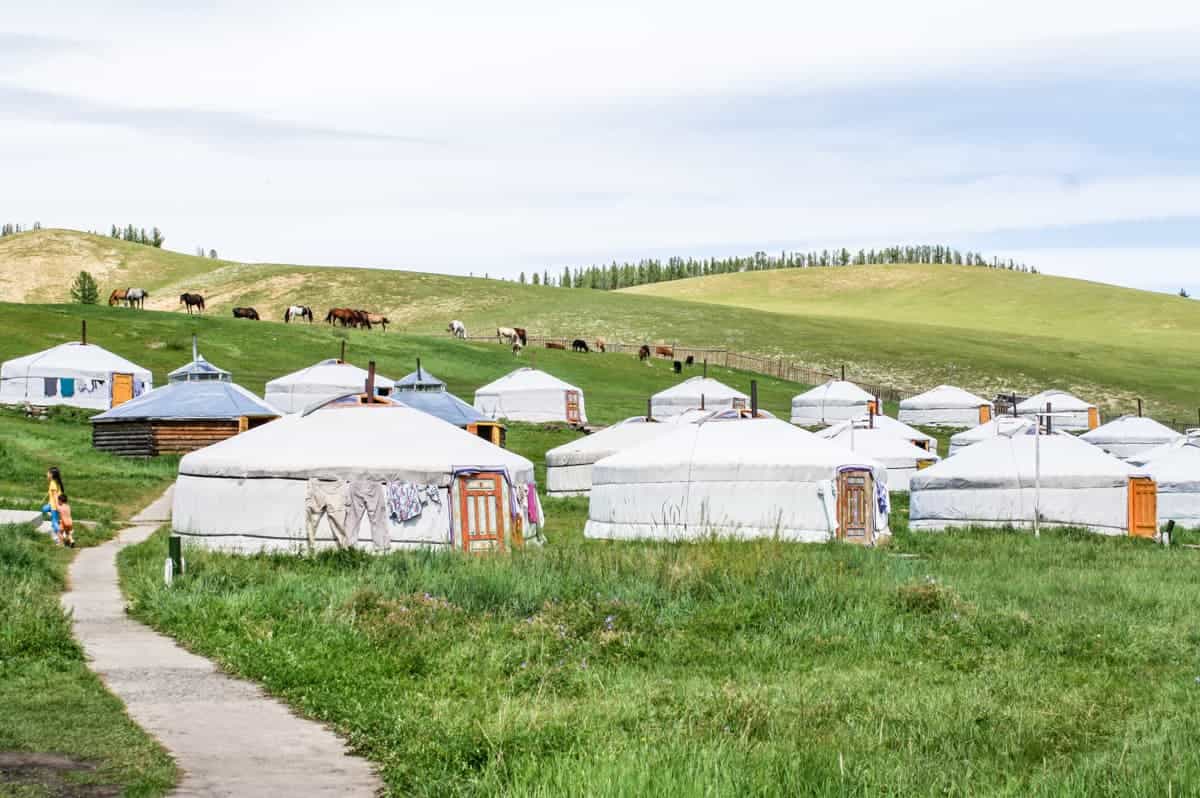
[92,421,156,457]
[93,419,242,457]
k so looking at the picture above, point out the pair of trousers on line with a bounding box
[305,480,390,552]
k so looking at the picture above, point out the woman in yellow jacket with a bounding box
[42,467,65,538]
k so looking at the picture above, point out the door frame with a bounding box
[457,473,506,552]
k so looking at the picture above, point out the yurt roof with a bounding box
[1128,435,1196,467]
[899,385,991,409]
[818,414,935,444]
[178,404,533,484]
[817,423,940,465]
[1143,442,1200,491]
[1080,415,1181,447]
[652,376,748,402]
[547,418,682,468]
[911,432,1138,491]
[394,368,446,391]
[1017,389,1095,413]
[792,380,874,406]
[168,354,231,383]
[93,380,278,422]
[475,367,580,394]
[1,342,151,381]
[393,389,487,427]
[949,416,1037,447]
[592,417,881,485]
[265,359,396,391]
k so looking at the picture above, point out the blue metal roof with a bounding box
[392,389,487,427]
[92,380,279,422]
[168,355,231,383]
[394,368,447,391]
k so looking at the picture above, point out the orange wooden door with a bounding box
[979,404,992,424]
[1088,407,1100,430]
[837,469,874,545]
[111,373,134,407]
[1127,477,1157,538]
[458,474,506,552]
[565,390,582,424]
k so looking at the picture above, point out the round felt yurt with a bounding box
[650,376,748,418]
[172,403,540,554]
[898,385,993,428]
[584,416,889,544]
[1142,441,1200,527]
[474,368,587,425]
[91,351,278,457]
[1017,390,1099,431]
[1079,415,1182,460]
[264,359,394,414]
[910,432,1158,537]
[790,380,876,426]
[816,421,940,491]
[545,410,710,497]
[948,416,1038,457]
[1,341,152,411]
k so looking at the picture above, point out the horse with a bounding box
[363,313,389,331]
[447,320,466,339]
[513,327,528,346]
[572,339,590,353]
[638,344,651,361]
[325,308,358,327]
[512,341,523,356]
[545,341,566,350]
[108,289,129,307]
[125,287,149,309]
[497,327,518,345]
[232,307,260,320]
[180,293,205,314]
[285,305,313,323]
[655,345,674,359]
[594,337,607,353]
[685,355,695,366]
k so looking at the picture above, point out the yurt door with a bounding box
[978,404,991,424]
[1127,477,1157,538]
[564,390,582,424]
[837,468,874,545]
[111,373,134,407]
[458,474,506,552]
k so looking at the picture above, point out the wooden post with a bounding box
[703,359,708,379]
[647,397,652,422]
[340,339,346,363]
[701,393,706,410]
[81,320,87,346]
[366,360,376,398]
[1045,402,1053,435]
[417,358,423,381]
[1136,398,1143,417]
[840,364,845,381]
[751,380,758,417]
[869,401,875,428]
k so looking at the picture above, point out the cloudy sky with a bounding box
[4,2,1199,292]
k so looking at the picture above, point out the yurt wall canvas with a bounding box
[0,342,152,411]
[1144,443,1200,527]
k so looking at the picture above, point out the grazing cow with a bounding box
[285,305,314,323]
[125,288,149,309]
[685,355,695,366]
[546,341,566,350]
[655,345,674,359]
[572,339,590,353]
[673,360,682,374]
[180,293,205,314]
[594,337,607,353]
[638,344,651,361]
[108,289,129,307]
[512,341,523,356]
[497,326,518,345]
[513,327,528,346]
[364,312,389,331]
[232,307,260,320]
[447,320,467,339]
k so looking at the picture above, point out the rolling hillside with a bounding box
[3,229,1198,422]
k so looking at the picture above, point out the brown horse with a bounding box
[655,345,674,359]
[638,344,651,361]
[232,307,260,320]
[545,341,566,350]
[180,293,205,314]
[108,289,129,307]
[325,308,358,327]
[363,312,389,331]
[513,327,528,346]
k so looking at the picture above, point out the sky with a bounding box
[3,2,1199,293]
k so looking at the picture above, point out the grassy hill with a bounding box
[4,229,1198,423]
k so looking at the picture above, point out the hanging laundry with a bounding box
[133,381,147,398]
[59,378,75,398]
[349,480,390,552]
[386,481,424,522]
[43,378,57,397]
[418,485,441,505]
[526,483,540,525]
[305,479,352,549]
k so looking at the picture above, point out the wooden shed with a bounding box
[91,352,278,457]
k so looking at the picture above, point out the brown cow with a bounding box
[546,341,566,350]
[638,344,651,361]
[655,345,674,359]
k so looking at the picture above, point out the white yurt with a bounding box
[584,416,890,544]
[1142,441,1200,527]
[545,410,711,497]
[790,380,876,426]
[817,413,937,453]
[816,421,940,491]
[1127,433,1195,467]
[264,359,395,414]
[909,432,1158,537]
[898,385,993,428]
[0,341,152,411]
[173,403,540,553]
[1017,390,1099,431]
[948,416,1038,457]
[1079,415,1182,460]
[474,368,587,425]
[650,376,748,418]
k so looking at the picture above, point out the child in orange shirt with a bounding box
[57,494,75,547]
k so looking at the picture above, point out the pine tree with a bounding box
[531,272,539,285]
[518,271,527,284]
[151,227,164,248]
[70,271,99,305]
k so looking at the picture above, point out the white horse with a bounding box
[496,326,518,345]
[125,287,149,309]
[285,305,313,323]
[447,320,466,339]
